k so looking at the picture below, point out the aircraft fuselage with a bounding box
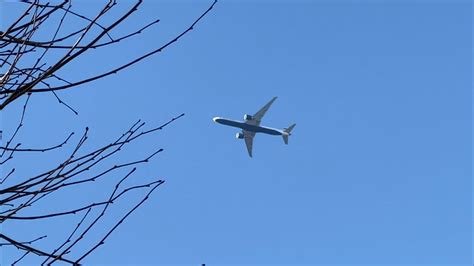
[213,117,283,135]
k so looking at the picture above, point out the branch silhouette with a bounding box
[1,0,217,264]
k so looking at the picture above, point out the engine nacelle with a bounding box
[244,114,253,121]
[236,132,244,139]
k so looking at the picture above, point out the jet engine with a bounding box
[236,132,244,139]
[244,114,253,121]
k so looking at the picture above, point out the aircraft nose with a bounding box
[213,117,219,122]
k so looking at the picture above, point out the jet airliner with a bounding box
[213,97,295,157]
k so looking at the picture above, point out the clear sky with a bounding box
[1,0,471,265]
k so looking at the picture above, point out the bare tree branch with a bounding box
[0,0,217,264]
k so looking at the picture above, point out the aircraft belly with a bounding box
[242,124,281,135]
[258,127,281,135]
[219,119,281,135]
[219,119,245,129]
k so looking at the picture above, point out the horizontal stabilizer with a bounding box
[284,124,296,134]
[282,123,296,144]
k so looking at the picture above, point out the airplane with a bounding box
[213,97,296,157]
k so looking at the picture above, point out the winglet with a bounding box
[282,123,296,144]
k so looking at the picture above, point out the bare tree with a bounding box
[0,0,217,264]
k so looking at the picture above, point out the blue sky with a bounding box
[1,0,471,265]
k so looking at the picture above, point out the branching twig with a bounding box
[0,0,217,264]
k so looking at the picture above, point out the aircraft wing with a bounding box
[243,130,255,157]
[250,96,277,126]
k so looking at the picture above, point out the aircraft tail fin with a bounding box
[282,123,296,144]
